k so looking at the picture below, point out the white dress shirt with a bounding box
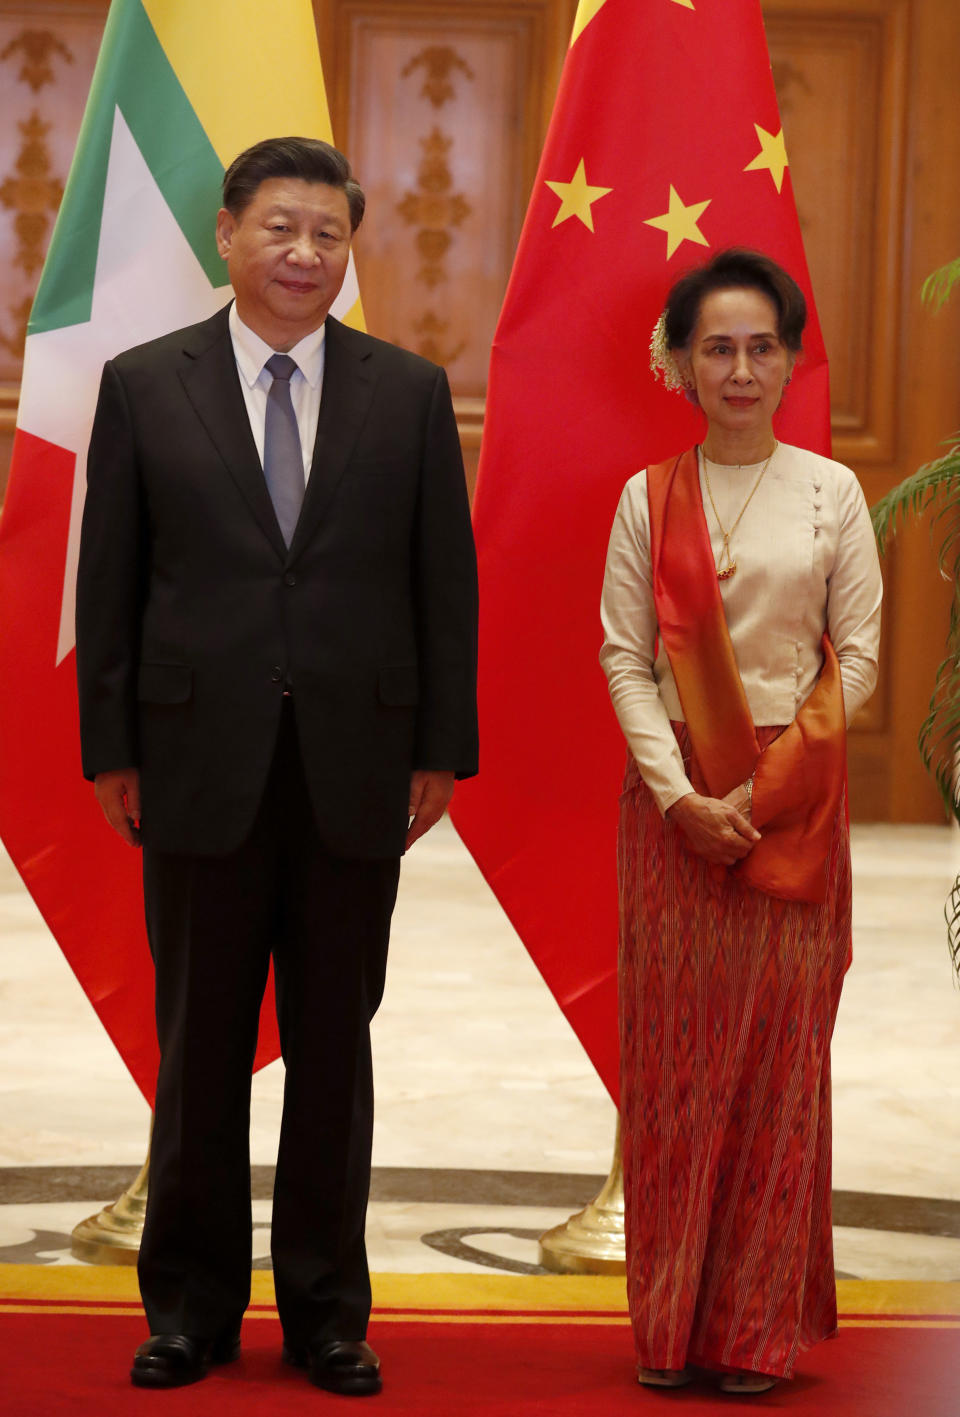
[599,443,883,814]
[228,301,325,481]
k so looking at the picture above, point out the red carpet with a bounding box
[2,1269,957,1415]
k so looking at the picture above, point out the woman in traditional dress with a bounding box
[600,249,882,1395]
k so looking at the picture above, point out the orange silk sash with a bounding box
[647,448,846,904]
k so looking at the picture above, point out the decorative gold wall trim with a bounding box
[396,38,475,365]
[397,127,472,289]
[0,296,32,361]
[453,395,485,450]
[1,385,21,434]
[1,112,65,279]
[1,24,75,379]
[0,27,73,91]
[400,43,475,107]
[412,310,466,367]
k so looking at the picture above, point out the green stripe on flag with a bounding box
[30,0,224,335]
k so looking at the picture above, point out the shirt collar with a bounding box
[228,301,326,390]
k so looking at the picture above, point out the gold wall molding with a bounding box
[0,112,65,280]
[0,21,76,405]
[400,43,474,107]
[397,126,471,289]
[396,40,474,363]
[0,296,31,360]
[411,309,466,367]
[0,26,72,90]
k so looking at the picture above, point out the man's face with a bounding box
[216,178,352,350]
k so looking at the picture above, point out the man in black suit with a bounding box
[76,137,478,1396]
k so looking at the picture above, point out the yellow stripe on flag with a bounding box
[142,0,364,331]
[142,0,334,162]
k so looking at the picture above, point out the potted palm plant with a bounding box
[869,257,960,980]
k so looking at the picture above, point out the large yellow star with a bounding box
[545,159,612,232]
[744,124,789,192]
[644,185,711,259]
[670,0,695,8]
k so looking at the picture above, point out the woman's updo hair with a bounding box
[664,248,807,355]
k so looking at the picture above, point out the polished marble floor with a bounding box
[0,818,958,1279]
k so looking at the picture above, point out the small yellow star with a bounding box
[644,185,711,259]
[744,125,789,193]
[570,0,609,45]
[545,159,612,232]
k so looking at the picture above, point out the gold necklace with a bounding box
[702,443,777,580]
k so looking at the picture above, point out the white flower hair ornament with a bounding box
[648,311,687,394]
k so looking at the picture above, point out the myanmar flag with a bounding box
[450,0,830,1100]
[0,0,359,1102]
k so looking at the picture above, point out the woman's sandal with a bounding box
[637,1367,694,1388]
[718,1372,779,1395]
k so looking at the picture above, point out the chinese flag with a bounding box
[450,0,830,1101]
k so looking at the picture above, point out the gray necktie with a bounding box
[263,353,304,547]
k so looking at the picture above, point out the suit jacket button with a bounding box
[271,666,283,682]
[283,571,297,586]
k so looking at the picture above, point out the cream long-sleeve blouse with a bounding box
[599,443,883,815]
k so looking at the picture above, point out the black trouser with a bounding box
[139,701,400,1347]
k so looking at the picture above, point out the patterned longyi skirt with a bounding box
[618,725,852,1380]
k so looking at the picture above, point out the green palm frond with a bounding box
[921,258,960,312]
[918,655,960,822]
[872,258,960,986]
[871,435,960,984]
[947,877,960,983]
[870,437,960,555]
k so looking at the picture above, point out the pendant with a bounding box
[716,538,737,580]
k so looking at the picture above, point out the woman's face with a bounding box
[679,286,795,438]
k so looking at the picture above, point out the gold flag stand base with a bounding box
[539,1114,626,1274]
[71,1131,150,1265]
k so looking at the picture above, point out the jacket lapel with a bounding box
[288,315,376,562]
[177,307,288,561]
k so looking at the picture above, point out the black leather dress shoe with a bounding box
[284,1338,382,1396]
[130,1329,241,1388]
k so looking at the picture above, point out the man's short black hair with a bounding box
[665,248,806,355]
[222,136,365,231]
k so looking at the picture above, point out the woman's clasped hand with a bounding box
[667,787,760,865]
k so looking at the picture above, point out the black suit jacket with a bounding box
[76,306,478,859]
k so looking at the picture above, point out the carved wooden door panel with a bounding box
[762,0,960,820]
[318,0,576,492]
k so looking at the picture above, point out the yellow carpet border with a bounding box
[0,1266,958,1327]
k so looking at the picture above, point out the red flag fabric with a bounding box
[0,431,170,1099]
[450,0,831,1102]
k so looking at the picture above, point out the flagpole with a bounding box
[538,1114,625,1274]
[70,1122,151,1264]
